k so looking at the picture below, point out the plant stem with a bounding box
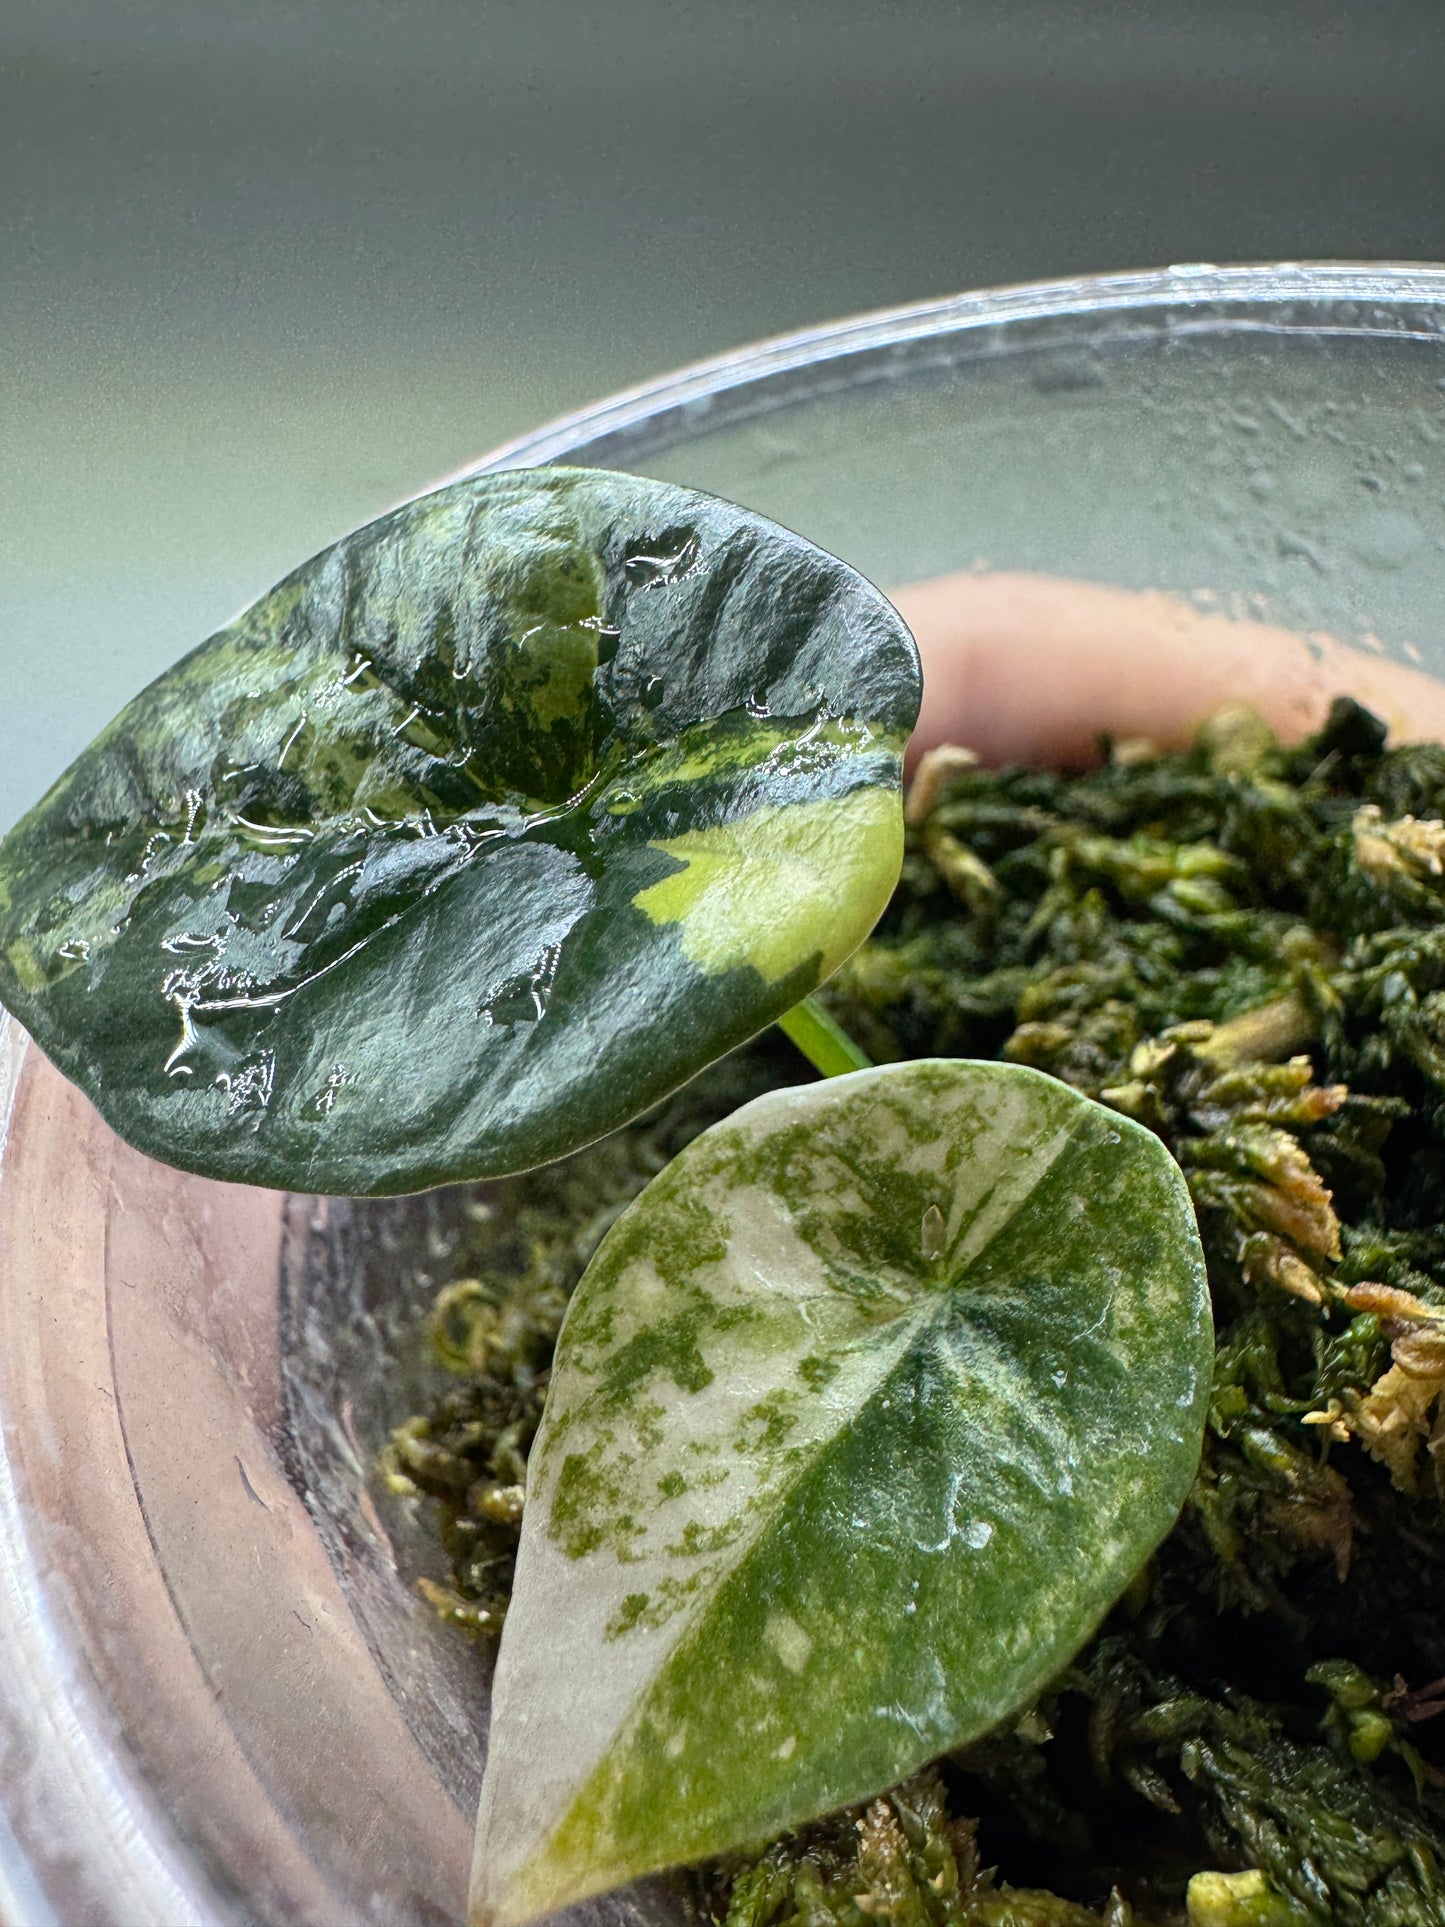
[777,997,872,1078]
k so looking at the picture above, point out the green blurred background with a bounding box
[4,0,1444,829]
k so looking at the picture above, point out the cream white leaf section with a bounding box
[631,788,902,987]
[470,1059,1211,1926]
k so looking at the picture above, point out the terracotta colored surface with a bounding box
[0,1030,469,1924]
[900,571,1445,770]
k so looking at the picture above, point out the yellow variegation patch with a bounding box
[632,789,902,987]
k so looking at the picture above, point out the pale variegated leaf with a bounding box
[471,1058,1211,1924]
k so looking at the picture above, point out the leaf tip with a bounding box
[467,1845,530,1927]
[468,1831,606,1927]
[470,1762,617,1927]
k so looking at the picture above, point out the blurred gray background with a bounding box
[4,0,1445,829]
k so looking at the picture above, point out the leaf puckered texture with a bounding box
[470,1059,1211,1925]
[0,468,919,1192]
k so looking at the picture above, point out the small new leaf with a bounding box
[470,1058,1211,1925]
[0,468,919,1192]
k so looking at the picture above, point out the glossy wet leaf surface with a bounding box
[470,1058,1211,1926]
[0,468,918,1192]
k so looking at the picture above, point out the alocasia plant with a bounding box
[0,465,1212,1924]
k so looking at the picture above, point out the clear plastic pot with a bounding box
[4,263,1445,1927]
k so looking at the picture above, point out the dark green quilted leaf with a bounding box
[471,1059,1211,1924]
[0,469,919,1192]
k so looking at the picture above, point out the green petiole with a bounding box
[776,995,871,1078]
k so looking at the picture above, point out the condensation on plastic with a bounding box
[3,263,1445,1927]
[462,262,1445,664]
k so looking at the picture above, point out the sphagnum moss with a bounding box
[388,698,1445,1926]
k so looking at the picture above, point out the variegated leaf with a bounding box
[0,468,918,1192]
[471,1058,1211,1924]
